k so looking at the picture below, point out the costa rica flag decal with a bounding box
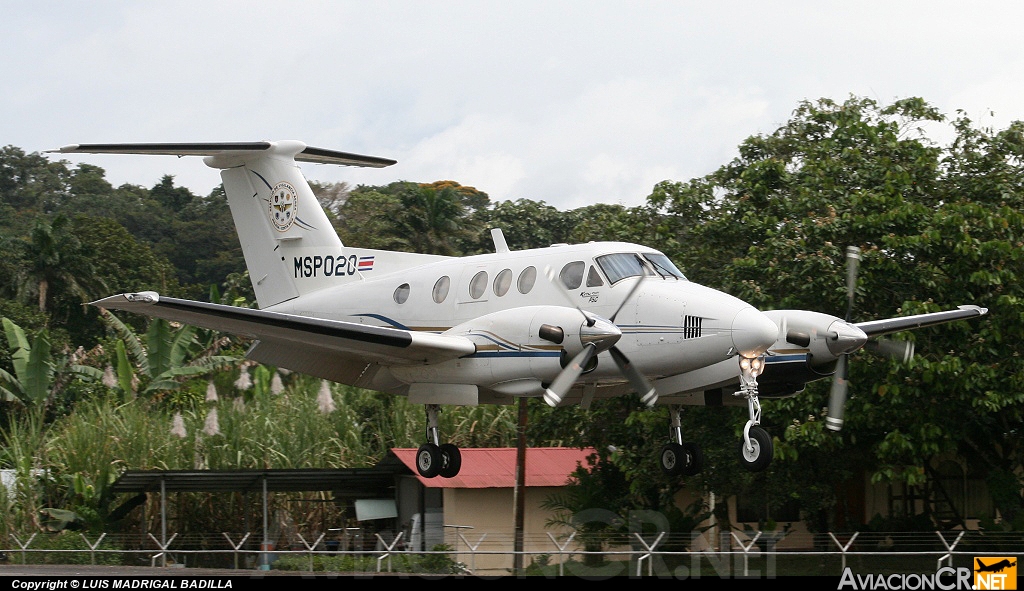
[358,256,375,271]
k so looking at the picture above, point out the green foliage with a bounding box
[644,95,1023,528]
[97,309,240,400]
[0,317,102,409]
[271,543,468,574]
[0,93,1021,539]
[5,531,123,565]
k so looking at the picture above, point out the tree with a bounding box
[469,198,579,252]
[333,188,409,250]
[394,182,479,255]
[11,214,106,316]
[644,95,1022,529]
[0,145,71,221]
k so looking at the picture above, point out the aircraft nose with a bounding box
[731,307,779,358]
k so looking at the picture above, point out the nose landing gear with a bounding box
[736,355,773,472]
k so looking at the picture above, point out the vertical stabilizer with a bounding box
[47,141,397,309]
[208,142,349,307]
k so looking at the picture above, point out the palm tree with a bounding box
[395,184,478,255]
[12,214,106,314]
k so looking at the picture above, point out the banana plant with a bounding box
[98,309,240,398]
[0,317,103,408]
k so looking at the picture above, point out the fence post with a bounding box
[80,532,106,565]
[828,531,859,573]
[296,533,326,573]
[11,533,36,565]
[222,532,251,570]
[730,531,762,577]
[546,531,576,577]
[147,532,178,567]
[935,530,965,570]
[373,531,403,573]
[634,531,666,577]
[456,531,487,574]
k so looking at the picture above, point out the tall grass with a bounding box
[15,372,523,540]
[0,408,48,536]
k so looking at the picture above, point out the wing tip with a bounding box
[90,291,161,307]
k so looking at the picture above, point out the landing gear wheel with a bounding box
[416,443,442,478]
[660,442,685,476]
[682,442,704,476]
[738,425,773,472]
[439,443,462,478]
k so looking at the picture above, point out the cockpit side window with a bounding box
[586,265,604,287]
[596,253,653,284]
[559,261,586,290]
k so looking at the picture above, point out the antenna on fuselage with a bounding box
[491,228,510,253]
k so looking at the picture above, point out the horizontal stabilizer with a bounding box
[47,142,396,168]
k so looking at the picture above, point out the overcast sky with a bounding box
[4,1,1023,211]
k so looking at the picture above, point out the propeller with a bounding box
[825,246,920,431]
[825,246,860,432]
[542,264,658,408]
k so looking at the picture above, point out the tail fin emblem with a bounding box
[269,181,298,231]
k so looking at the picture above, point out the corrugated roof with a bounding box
[387,447,596,489]
[109,468,398,496]
[108,448,597,496]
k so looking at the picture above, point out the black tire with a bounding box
[738,425,773,472]
[439,443,462,478]
[416,443,442,478]
[660,442,685,476]
[682,442,704,476]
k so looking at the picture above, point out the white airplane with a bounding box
[48,141,988,478]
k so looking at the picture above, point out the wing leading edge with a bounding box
[91,292,475,366]
[855,305,988,338]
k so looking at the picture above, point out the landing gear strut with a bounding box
[736,355,773,472]
[416,404,462,478]
[660,405,703,476]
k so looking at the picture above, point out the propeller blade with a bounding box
[825,246,860,432]
[543,344,596,407]
[543,266,595,326]
[609,347,658,406]
[609,274,646,322]
[845,246,860,322]
[826,354,848,431]
[865,338,915,363]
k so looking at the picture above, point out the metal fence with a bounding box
[3,529,1023,578]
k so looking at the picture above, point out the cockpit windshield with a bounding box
[643,253,687,280]
[596,252,687,284]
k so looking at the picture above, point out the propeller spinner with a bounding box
[541,266,658,408]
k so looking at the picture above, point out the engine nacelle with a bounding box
[390,305,613,390]
[763,309,868,371]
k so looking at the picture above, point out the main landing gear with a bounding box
[660,405,704,476]
[660,355,774,475]
[416,404,462,478]
[736,355,773,472]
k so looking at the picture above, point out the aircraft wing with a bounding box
[855,305,988,338]
[91,292,476,367]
